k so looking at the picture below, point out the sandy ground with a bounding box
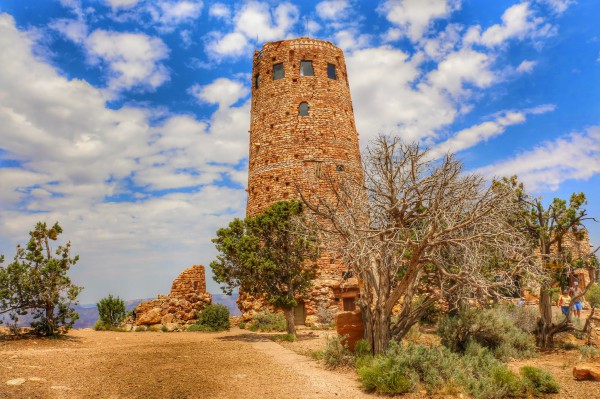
[2,328,600,399]
[0,328,370,399]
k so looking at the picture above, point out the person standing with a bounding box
[571,282,583,318]
[557,289,572,316]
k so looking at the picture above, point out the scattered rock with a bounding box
[573,363,600,380]
[6,378,26,386]
[28,377,46,382]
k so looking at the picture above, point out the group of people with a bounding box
[557,281,583,318]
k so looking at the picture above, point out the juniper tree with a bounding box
[0,222,82,335]
[210,201,319,336]
[97,294,126,328]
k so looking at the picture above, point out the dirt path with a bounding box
[0,328,370,399]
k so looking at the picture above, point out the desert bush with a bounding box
[194,304,230,331]
[187,324,215,332]
[96,294,127,328]
[503,303,539,334]
[134,326,146,332]
[238,321,246,329]
[438,306,535,360]
[249,309,285,332]
[578,345,600,360]
[354,339,371,358]
[316,303,336,325]
[520,366,560,395]
[585,283,600,308]
[357,340,546,398]
[321,335,354,368]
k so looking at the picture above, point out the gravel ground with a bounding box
[0,328,369,399]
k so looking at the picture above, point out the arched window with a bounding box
[299,102,309,116]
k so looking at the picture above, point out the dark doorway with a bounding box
[343,297,356,312]
[294,303,306,325]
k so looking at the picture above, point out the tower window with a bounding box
[299,102,309,116]
[336,164,344,172]
[315,162,322,178]
[254,74,259,89]
[327,63,337,79]
[273,63,284,80]
[300,60,314,76]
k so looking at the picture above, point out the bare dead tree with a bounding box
[302,136,539,354]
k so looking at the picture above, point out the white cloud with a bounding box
[189,78,249,108]
[205,1,299,60]
[147,1,204,30]
[517,59,537,73]
[209,3,231,20]
[539,0,575,14]
[380,0,461,42]
[0,13,250,302]
[105,0,139,9]
[333,29,372,52]
[427,48,494,95]
[475,126,600,192]
[316,0,350,20]
[431,105,555,157]
[465,2,555,48]
[85,29,170,94]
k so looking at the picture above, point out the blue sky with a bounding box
[0,0,598,304]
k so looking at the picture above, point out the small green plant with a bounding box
[194,304,230,331]
[134,326,146,332]
[249,309,286,332]
[520,366,560,395]
[187,324,214,332]
[438,305,535,361]
[585,284,600,308]
[160,325,169,332]
[354,339,371,358]
[561,341,578,350]
[321,335,354,368]
[238,321,246,329]
[273,333,296,342]
[147,326,160,332]
[96,294,127,328]
[578,345,600,360]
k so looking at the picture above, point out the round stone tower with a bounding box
[244,38,363,325]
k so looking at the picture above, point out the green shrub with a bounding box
[356,340,537,398]
[238,321,246,329]
[93,320,110,331]
[195,304,230,331]
[578,345,600,360]
[134,326,146,332]
[503,303,539,334]
[248,323,259,332]
[520,366,560,395]
[96,294,127,327]
[438,306,535,360]
[585,284,600,308]
[249,310,285,332]
[354,339,371,358]
[321,335,354,368]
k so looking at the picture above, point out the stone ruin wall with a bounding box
[134,265,211,330]
[242,38,364,325]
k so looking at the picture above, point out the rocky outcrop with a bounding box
[573,363,600,381]
[134,265,211,328]
[336,310,364,351]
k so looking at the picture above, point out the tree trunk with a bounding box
[536,286,554,349]
[284,307,296,336]
[362,304,390,355]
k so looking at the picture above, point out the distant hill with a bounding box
[2,294,240,328]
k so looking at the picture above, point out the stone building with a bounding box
[243,37,363,325]
[134,265,211,329]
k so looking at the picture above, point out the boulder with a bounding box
[335,310,364,351]
[573,363,600,381]
[137,308,162,325]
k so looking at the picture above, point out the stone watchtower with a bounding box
[243,38,363,325]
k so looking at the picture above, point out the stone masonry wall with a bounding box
[135,265,211,330]
[243,38,363,324]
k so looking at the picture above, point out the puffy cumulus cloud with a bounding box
[205,1,299,60]
[380,0,461,42]
[209,2,231,20]
[85,29,170,94]
[333,29,372,52]
[316,0,351,20]
[346,46,457,142]
[427,48,494,96]
[189,78,249,108]
[51,18,88,43]
[147,1,204,31]
[474,126,600,192]
[0,14,249,302]
[465,2,555,48]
